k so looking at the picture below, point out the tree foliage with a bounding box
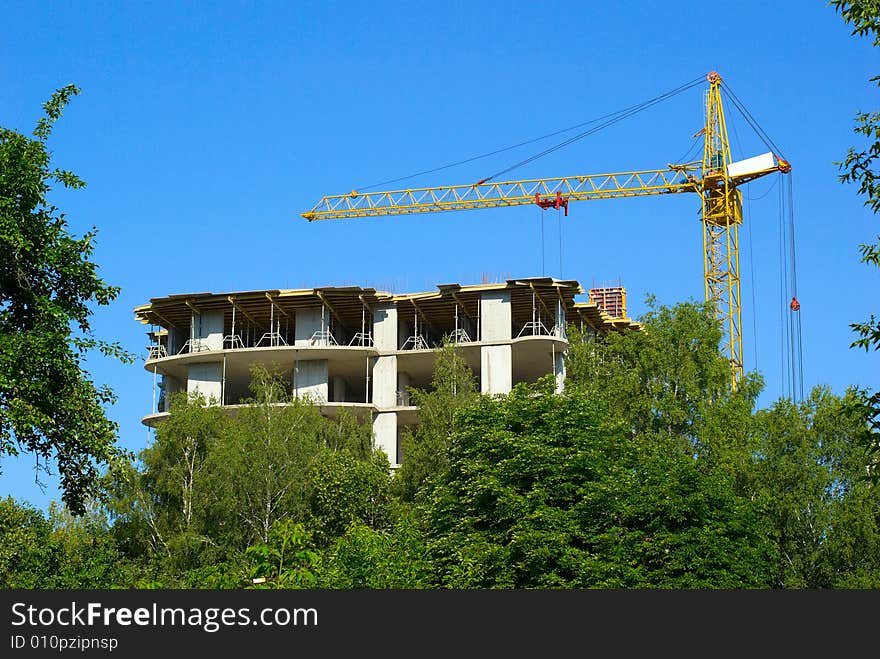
[753,387,880,587]
[393,342,479,502]
[314,515,433,589]
[246,519,319,589]
[418,302,877,589]
[423,337,773,589]
[205,368,326,551]
[101,366,389,587]
[422,379,771,588]
[0,496,133,588]
[0,496,58,587]
[104,392,226,572]
[831,0,880,477]
[566,298,761,438]
[48,501,134,588]
[4,291,877,589]
[831,0,880,212]
[306,449,392,546]
[0,85,133,514]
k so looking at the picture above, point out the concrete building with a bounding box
[135,277,636,466]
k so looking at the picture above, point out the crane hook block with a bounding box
[790,296,800,312]
[535,191,569,216]
[777,158,792,174]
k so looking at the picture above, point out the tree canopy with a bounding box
[1,299,877,589]
[830,0,880,480]
[0,86,132,515]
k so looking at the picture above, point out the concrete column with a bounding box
[293,359,328,402]
[555,299,566,338]
[373,304,398,351]
[480,291,512,341]
[195,311,224,351]
[187,362,222,404]
[372,304,398,409]
[372,356,397,408]
[167,327,182,355]
[332,375,347,402]
[480,291,512,395]
[158,373,183,412]
[481,344,512,395]
[397,371,411,406]
[295,307,323,346]
[554,349,566,393]
[372,412,398,467]
[164,374,183,396]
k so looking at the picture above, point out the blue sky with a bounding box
[2,1,877,510]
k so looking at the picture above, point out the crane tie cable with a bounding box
[479,75,706,184]
[357,111,632,192]
[357,75,706,192]
[720,82,787,160]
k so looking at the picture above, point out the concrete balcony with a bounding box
[141,400,381,429]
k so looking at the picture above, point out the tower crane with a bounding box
[302,72,791,389]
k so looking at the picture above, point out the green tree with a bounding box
[753,386,880,588]
[144,393,224,539]
[245,519,319,589]
[103,392,226,575]
[393,342,479,501]
[305,449,392,546]
[565,298,763,442]
[1,497,133,589]
[831,0,880,478]
[0,496,59,587]
[564,298,880,589]
[314,514,433,589]
[102,365,384,586]
[0,86,133,515]
[418,302,780,588]
[48,501,134,588]
[205,366,327,550]
[423,377,773,588]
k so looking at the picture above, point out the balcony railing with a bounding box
[256,332,288,347]
[223,334,245,349]
[516,320,567,339]
[516,320,551,337]
[308,329,338,346]
[147,345,168,359]
[176,338,213,355]
[348,331,373,347]
[400,334,430,351]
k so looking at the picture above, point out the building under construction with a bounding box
[136,277,635,465]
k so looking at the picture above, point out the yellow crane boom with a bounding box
[302,72,790,388]
[301,165,702,221]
